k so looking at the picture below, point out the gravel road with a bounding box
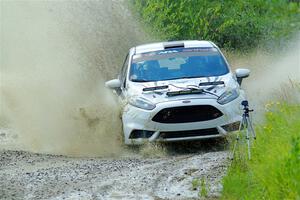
[0,147,229,200]
[0,128,230,200]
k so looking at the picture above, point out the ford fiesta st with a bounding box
[106,40,250,145]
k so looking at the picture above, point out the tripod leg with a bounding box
[246,127,251,160]
[248,117,256,139]
[239,116,244,131]
[239,114,246,131]
[231,132,240,160]
[231,117,244,160]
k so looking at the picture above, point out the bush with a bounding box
[132,0,300,50]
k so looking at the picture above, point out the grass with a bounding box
[221,101,300,199]
[192,177,209,198]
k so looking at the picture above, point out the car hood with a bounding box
[126,74,239,104]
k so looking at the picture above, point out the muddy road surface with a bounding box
[0,146,229,200]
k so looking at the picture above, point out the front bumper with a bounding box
[122,96,244,145]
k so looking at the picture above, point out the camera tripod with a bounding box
[231,100,256,160]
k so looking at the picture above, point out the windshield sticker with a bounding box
[182,47,216,52]
[133,47,218,62]
[158,50,179,54]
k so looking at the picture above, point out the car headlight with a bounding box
[217,88,240,105]
[129,97,156,110]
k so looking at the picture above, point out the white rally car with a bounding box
[106,40,250,145]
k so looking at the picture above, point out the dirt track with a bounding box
[0,147,229,200]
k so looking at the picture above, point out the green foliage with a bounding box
[132,0,300,50]
[222,102,300,199]
[192,178,200,191]
[191,177,209,198]
[200,177,208,198]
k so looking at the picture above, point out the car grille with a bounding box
[159,128,219,139]
[152,105,223,123]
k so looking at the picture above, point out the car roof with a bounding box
[134,40,215,54]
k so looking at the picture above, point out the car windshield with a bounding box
[130,47,229,82]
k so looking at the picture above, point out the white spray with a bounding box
[0,0,150,156]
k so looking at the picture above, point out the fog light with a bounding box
[221,121,241,132]
[129,130,155,139]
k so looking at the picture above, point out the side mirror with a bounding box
[235,68,250,85]
[105,79,121,89]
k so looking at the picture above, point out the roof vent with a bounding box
[163,41,184,49]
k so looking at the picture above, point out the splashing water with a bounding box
[0,0,150,156]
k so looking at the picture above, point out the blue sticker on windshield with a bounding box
[182,47,214,52]
[140,47,214,56]
[158,50,179,55]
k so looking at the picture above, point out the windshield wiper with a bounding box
[199,81,225,86]
[143,85,169,91]
[131,79,156,82]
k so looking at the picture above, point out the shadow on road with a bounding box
[125,137,230,157]
[162,137,230,155]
